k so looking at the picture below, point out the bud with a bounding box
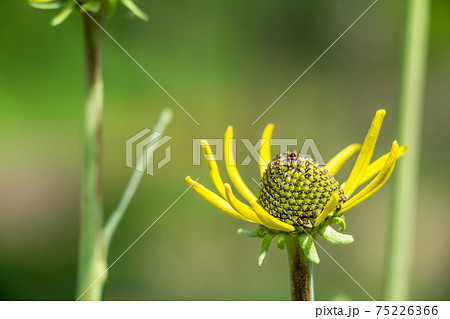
[257,151,346,228]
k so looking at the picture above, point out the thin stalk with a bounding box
[384,0,430,300]
[286,237,313,301]
[75,7,172,299]
[77,8,107,301]
[102,109,173,250]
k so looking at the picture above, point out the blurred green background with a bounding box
[1,0,449,300]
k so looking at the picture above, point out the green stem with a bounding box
[75,3,171,300]
[384,0,430,301]
[286,237,313,301]
[77,8,107,301]
[102,109,173,251]
[309,258,315,300]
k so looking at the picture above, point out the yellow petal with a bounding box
[185,176,250,222]
[224,126,257,203]
[358,145,407,186]
[250,201,295,232]
[314,193,339,227]
[343,109,386,197]
[324,144,361,175]
[339,141,399,214]
[259,124,274,177]
[201,140,226,198]
[224,184,263,224]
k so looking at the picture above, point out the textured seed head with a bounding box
[257,150,346,229]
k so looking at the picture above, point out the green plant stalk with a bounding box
[102,109,173,250]
[285,236,314,301]
[77,7,107,301]
[384,0,430,300]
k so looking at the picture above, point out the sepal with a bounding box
[81,1,102,13]
[256,225,268,238]
[277,233,286,250]
[107,0,119,17]
[237,228,257,238]
[318,224,354,245]
[258,233,275,267]
[329,216,346,232]
[28,0,148,24]
[28,1,65,10]
[50,1,74,26]
[121,0,148,21]
[298,233,320,264]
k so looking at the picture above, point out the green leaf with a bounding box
[50,1,74,26]
[318,224,354,245]
[28,1,65,10]
[298,233,320,264]
[121,0,148,21]
[257,233,275,267]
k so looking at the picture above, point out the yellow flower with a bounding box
[186,109,406,235]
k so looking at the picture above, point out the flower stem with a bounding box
[102,109,173,250]
[286,236,313,301]
[77,8,107,301]
[384,0,430,301]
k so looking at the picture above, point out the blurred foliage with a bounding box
[27,0,147,26]
[0,0,449,300]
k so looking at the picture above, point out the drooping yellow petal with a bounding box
[343,109,386,197]
[259,124,274,177]
[201,140,226,198]
[341,146,406,190]
[224,184,263,224]
[250,201,295,232]
[185,176,250,222]
[358,145,407,186]
[339,141,400,215]
[324,144,361,175]
[314,193,339,227]
[224,126,257,203]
